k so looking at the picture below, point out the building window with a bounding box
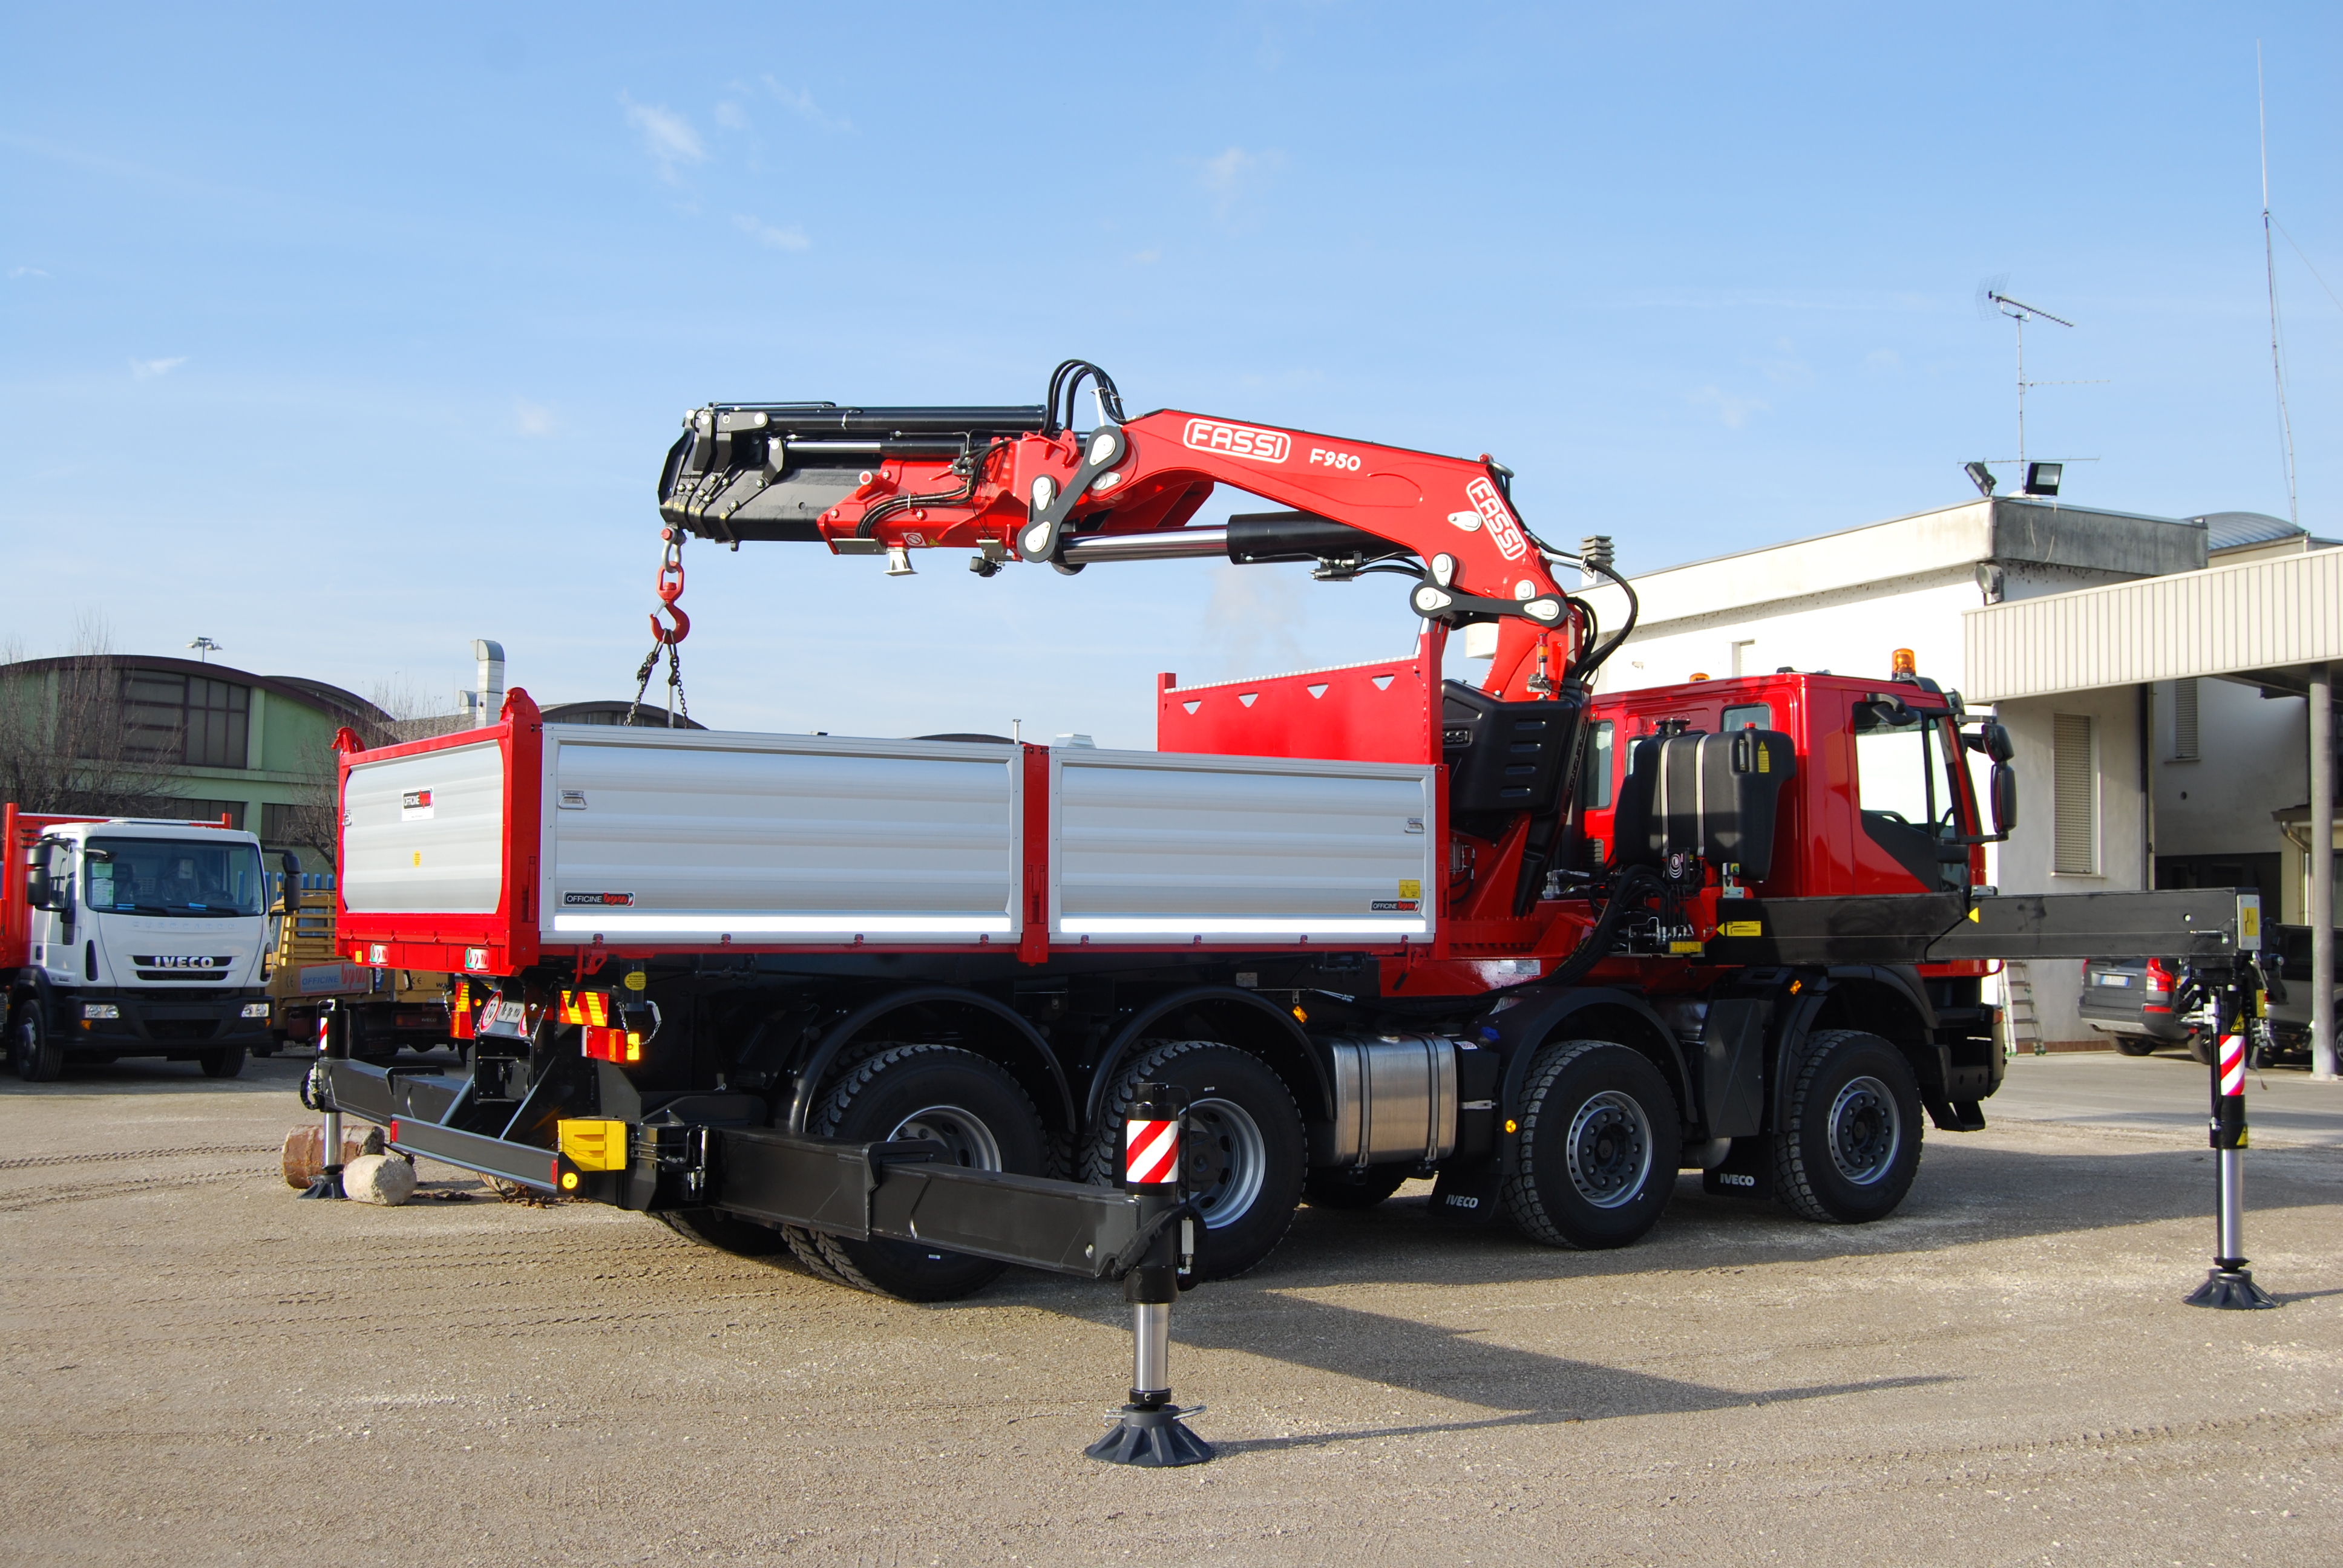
[120,670,250,769]
[174,798,247,830]
[1730,639,1757,676]
[2053,713,2098,875]
[2172,678,2200,760]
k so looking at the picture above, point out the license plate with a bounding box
[2095,974,2132,987]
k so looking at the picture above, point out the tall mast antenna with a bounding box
[2258,41,2299,528]
[1983,287,2076,472]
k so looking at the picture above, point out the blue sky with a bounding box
[4,2,2336,745]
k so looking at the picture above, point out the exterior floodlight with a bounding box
[1964,462,1997,498]
[2024,462,2062,497]
[186,636,222,662]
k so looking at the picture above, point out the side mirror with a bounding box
[25,864,51,910]
[281,851,301,878]
[1990,761,2017,838]
[1964,719,2015,764]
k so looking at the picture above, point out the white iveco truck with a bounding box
[4,805,280,1080]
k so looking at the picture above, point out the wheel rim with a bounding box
[1564,1090,1653,1209]
[1827,1076,1901,1186]
[888,1105,1002,1171]
[1184,1096,1267,1229]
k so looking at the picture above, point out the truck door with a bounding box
[1850,699,1967,895]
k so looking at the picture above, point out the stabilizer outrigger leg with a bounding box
[297,1001,346,1200]
[1087,1082,1212,1468]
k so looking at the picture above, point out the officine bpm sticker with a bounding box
[400,788,435,822]
[563,892,636,907]
[1372,879,1424,913]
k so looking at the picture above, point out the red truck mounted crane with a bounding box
[306,363,2265,1454]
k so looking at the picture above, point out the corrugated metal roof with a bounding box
[1963,546,2343,701]
[2187,511,2302,552]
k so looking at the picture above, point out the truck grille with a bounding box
[145,1019,220,1042]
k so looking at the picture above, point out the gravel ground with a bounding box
[1,1051,2337,1567]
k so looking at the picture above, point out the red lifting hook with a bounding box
[649,559,689,645]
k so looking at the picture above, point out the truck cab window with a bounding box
[1719,702,1772,733]
[1579,720,1614,810]
[1853,702,1962,890]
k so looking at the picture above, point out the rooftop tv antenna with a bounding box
[1976,279,2080,474]
[2258,41,2299,528]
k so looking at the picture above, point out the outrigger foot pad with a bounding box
[1086,1403,1213,1467]
[2185,1267,2278,1310]
[298,1167,346,1200]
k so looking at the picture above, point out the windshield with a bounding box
[85,837,266,918]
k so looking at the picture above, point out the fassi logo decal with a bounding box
[1182,418,1291,464]
[1463,476,1530,561]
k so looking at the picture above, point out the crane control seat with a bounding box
[1610,728,1798,881]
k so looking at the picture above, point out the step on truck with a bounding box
[307,360,2264,1304]
[5,805,279,1080]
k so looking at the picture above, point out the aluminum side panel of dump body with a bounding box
[1049,750,1438,946]
[537,728,1023,945]
[342,739,508,916]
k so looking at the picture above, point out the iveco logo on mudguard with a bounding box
[1182,418,1291,464]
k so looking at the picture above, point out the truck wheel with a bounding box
[1503,1040,1682,1249]
[806,1044,1049,1302]
[11,1005,64,1083]
[658,1209,793,1259]
[1083,1040,1306,1281]
[1305,1164,1413,1210]
[1773,1030,1922,1224]
[2113,1036,2157,1057]
[198,1045,246,1079]
[2186,1031,2213,1066]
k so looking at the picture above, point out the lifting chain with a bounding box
[626,529,693,728]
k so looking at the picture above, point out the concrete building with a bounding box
[1576,499,2337,1051]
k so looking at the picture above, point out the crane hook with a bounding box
[649,548,689,645]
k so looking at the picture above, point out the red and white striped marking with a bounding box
[2219,1033,2246,1097]
[1125,1118,1180,1185]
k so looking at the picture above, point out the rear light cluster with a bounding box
[582,1025,642,1063]
[2143,958,2174,1013]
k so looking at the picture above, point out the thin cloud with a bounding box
[759,77,852,133]
[620,94,706,180]
[733,214,810,252]
[713,100,751,132]
[1689,385,1766,429]
[515,398,555,436]
[1199,146,1283,218]
[8,266,50,279]
[129,356,186,381]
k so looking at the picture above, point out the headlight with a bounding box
[82,1004,120,1020]
[241,1002,271,1019]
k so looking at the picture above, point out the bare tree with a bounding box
[0,622,188,819]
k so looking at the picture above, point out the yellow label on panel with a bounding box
[1398,880,1422,900]
[1670,939,1705,955]
[411,851,422,867]
[1722,920,1763,938]
[1757,745,1769,773]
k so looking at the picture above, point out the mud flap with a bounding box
[1427,1159,1509,1228]
[1701,1135,1774,1200]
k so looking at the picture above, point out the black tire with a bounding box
[198,1045,246,1079]
[1083,1040,1306,1281]
[657,1208,793,1259]
[1305,1163,1414,1210]
[11,1005,64,1082]
[805,1044,1049,1302]
[2186,1030,2214,1066]
[1773,1030,1923,1223]
[1503,1040,1682,1249]
[2113,1036,2157,1057]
